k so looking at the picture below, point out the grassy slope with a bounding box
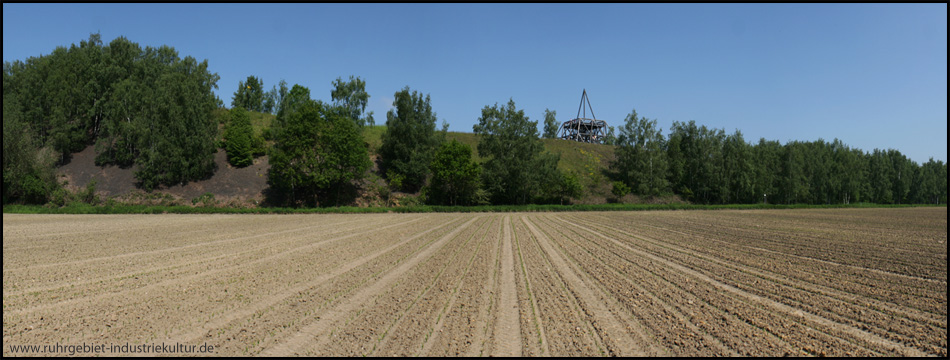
[214,109,277,142]
[363,125,617,201]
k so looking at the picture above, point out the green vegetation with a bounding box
[267,91,371,207]
[473,99,566,205]
[611,181,630,201]
[3,34,945,209]
[542,109,558,139]
[49,180,101,207]
[231,75,265,112]
[613,109,669,196]
[5,202,941,215]
[223,107,254,167]
[379,87,440,192]
[331,75,374,127]
[610,115,948,205]
[2,89,58,204]
[4,33,221,193]
[424,139,482,206]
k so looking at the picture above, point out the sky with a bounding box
[4,3,947,164]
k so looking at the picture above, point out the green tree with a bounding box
[223,107,253,167]
[781,141,810,204]
[887,149,914,205]
[553,170,583,205]
[613,109,669,196]
[667,120,726,203]
[331,75,374,127]
[751,138,782,204]
[231,75,264,112]
[602,126,618,145]
[722,130,754,203]
[276,79,289,115]
[611,181,630,201]
[2,91,58,204]
[379,87,440,192]
[133,53,220,190]
[473,99,560,205]
[267,96,371,207]
[542,108,558,138]
[917,158,946,204]
[262,85,278,114]
[425,139,482,206]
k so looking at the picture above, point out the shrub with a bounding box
[612,181,631,201]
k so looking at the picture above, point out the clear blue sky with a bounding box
[4,3,946,163]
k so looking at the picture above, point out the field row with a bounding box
[2,208,946,356]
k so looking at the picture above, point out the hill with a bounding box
[363,125,617,203]
[56,113,618,206]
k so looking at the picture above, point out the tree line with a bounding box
[3,34,945,206]
[608,110,947,205]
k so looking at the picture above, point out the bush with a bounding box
[267,97,371,207]
[612,181,631,201]
[192,192,217,207]
[424,140,482,206]
[224,107,254,167]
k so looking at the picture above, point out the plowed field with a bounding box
[3,208,946,356]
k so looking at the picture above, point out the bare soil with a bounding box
[2,207,946,356]
[57,145,269,204]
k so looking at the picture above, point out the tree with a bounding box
[331,75,374,127]
[262,85,277,114]
[267,96,370,207]
[276,79,288,115]
[3,91,58,204]
[781,141,810,204]
[917,158,946,204]
[223,107,253,167]
[752,138,783,204]
[379,87,440,192]
[887,149,914,205]
[231,75,264,112]
[611,181,630,201]
[425,139,482,206]
[602,126,618,145]
[552,170,584,205]
[866,149,893,204]
[721,130,754,203]
[613,109,669,196]
[542,108,558,138]
[474,99,560,205]
[133,54,220,190]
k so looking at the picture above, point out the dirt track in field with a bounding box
[3,208,946,356]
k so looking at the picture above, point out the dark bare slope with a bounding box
[58,145,269,204]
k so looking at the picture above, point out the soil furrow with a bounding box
[561,215,928,357]
[570,212,947,354]
[415,216,496,356]
[537,215,742,356]
[487,215,524,357]
[2,217,374,298]
[3,215,373,272]
[365,216,491,356]
[512,215,601,356]
[511,215,548,356]
[258,216,481,356]
[3,209,943,357]
[4,215,427,317]
[522,215,645,356]
[165,216,466,346]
